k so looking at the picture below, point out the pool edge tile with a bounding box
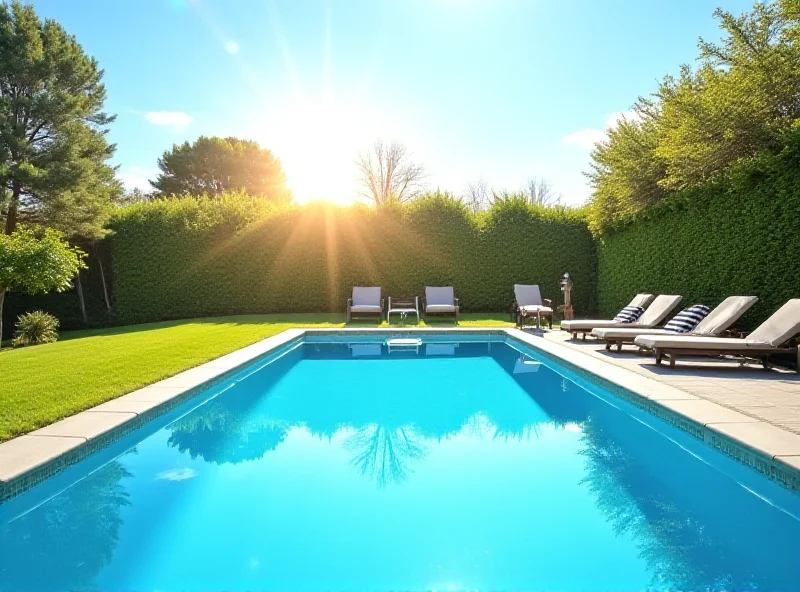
[504,328,800,492]
[0,435,87,486]
[0,328,308,504]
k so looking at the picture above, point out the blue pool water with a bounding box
[1,336,799,592]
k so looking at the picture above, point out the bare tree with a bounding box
[356,140,426,206]
[524,177,562,206]
[463,178,491,212]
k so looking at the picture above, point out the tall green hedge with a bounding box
[107,194,597,323]
[596,133,800,328]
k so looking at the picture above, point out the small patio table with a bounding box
[387,296,420,325]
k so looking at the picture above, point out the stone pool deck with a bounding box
[1,326,799,503]
[542,329,800,436]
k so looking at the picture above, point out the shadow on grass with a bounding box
[58,313,347,342]
[52,311,517,343]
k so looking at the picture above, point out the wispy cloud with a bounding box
[144,111,194,131]
[118,166,157,192]
[561,110,642,151]
[225,41,239,54]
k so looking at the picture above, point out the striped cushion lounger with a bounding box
[561,294,681,340]
[592,296,757,353]
[561,293,655,339]
[633,298,800,371]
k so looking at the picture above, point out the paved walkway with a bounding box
[542,329,800,435]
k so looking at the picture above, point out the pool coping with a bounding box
[1,327,799,504]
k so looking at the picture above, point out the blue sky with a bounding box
[31,0,754,204]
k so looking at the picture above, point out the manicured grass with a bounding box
[0,312,514,442]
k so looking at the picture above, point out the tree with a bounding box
[0,226,84,345]
[356,140,426,206]
[151,136,292,203]
[117,187,153,206]
[587,0,800,232]
[523,177,562,206]
[587,99,667,232]
[463,178,491,212]
[0,0,120,237]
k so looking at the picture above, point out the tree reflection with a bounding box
[345,424,426,487]
[167,399,287,464]
[0,461,130,592]
[578,414,796,590]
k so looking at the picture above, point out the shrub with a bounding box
[107,192,598,323]
[12,311,60,347]
[596,132,800,328]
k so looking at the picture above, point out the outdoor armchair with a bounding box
[347,287,384,323]
[513,284,554,329]
[424,286,459,321]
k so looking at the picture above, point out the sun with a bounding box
[257,101,383,205]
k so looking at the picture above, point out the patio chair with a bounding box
[561,293,656,339]
[634,299,800,371]
[592,296,758,352]
[347,287,384,323]
[424,286,459,322]
[513,284,554,329]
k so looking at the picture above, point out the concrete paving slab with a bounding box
[658,399,757,425]
[31,411,136,440]
[0,435,85,483]
[121,386,190,403]
[87,398,163,415]
[706,421,800,458]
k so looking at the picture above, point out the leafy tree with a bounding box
[587,0,800,232]
[587,100,667,232]
[0,226,84,345]
[0,0,120,237]
[151,136,291,203]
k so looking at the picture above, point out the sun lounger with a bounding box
[562,294,680,339]
[561,293,655,339]
[347,287,384,323]
[513,284,553,329]
[634,299,800,371]
[592,296,758,352]
[424,286,459,321]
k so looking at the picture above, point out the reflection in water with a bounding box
[578,414,792,591]
[345,425,427,486]
[167,400,287,465]
[1,341,797,592]
[0,461,131,592]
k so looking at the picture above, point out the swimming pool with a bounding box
[1,334,798,591]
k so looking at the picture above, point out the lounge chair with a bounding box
[347,287,384,323]
[424,286,459,321]
[562,294,682,340]
[634,299,800,371]
[513,284,553,329]
[561,293,655,339]
[592,296,758,352]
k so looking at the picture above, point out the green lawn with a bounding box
[0,312,514,442]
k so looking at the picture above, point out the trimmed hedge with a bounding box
[107,194,597,323]
[596,133,800,328]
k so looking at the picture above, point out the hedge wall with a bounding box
[596,134,800,328]
[107,194,597,323]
